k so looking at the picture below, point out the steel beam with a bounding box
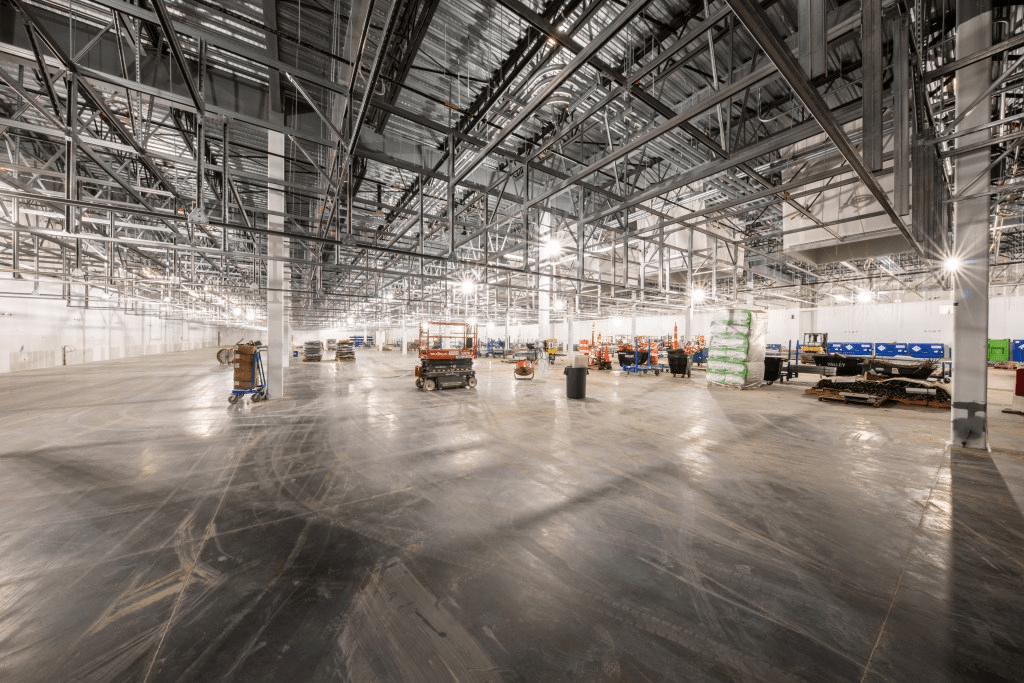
[724,0,931,264]
[861,0,883,171]
[452,0,647,189]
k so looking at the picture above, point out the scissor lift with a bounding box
[415,321,478,391]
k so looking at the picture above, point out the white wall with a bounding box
[0,275,259,374]
[370,293,1024,350]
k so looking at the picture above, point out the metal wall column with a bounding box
[951,0,991,449]
[267,131,287,397]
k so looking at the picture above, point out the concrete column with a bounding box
[686,228,694,337]
[267,131,287,397]
[951,0,991,449]
[567,313,575,363]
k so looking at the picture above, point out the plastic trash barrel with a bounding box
[564,366,588,399]
[763,356,784,383]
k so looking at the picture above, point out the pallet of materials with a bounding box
[335,340,355,362]
[806,377,951,409]
[302,340,323,362]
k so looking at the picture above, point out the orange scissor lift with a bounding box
[415,321,478,391]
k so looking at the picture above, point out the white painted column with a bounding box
[267,131,287,397]
[951,0,991,449]
[567,313,575,363]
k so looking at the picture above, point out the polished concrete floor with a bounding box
[1,349,1022,682]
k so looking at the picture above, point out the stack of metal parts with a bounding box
[808,377,951,408]
[302,341,323,362]
[335,340,355,362]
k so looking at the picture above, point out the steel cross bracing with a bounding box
[2,0,1023,327]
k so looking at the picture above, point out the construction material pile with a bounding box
[302,340,323,362]
[808,377,951,408]
[335,340,355,362]
[706,309,767,387]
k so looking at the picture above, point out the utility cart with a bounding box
[415,321,478,391]
[618,339,667,376]
[667,349,691,378]
[229,343,268,403]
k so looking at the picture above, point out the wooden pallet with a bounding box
[806,387,950,409]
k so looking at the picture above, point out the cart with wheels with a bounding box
[229,343,269,403]
[667,350,691,378]
[414,321,478,391]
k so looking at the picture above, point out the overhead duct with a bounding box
[780,124,916,265]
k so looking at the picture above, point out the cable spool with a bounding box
[216,348,234,365]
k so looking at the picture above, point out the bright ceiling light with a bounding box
[541,237,561,259]
[460,278,476,295]
[232,306,242,317]
[692,288,706,303]
[245,309,256,321]
[944,256,963,272]
[553,298,567,311]
[468,318,477,327]
[346,316,354,325]
[857,290,872,304]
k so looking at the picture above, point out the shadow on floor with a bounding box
[951,447,1024,682]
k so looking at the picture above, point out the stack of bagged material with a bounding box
[302,340,323,362]
[233,342,258,389]
[335,340,355,362]
[706,309,767,387]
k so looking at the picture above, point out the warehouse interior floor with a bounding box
[1,349,1022,682]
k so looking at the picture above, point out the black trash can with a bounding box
[564,366,588,399]
[763,356,784,384]
[667,351,689,377]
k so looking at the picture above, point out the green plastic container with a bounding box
[988,339,1011,363]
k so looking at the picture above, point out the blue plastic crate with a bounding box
[874,343,909,358]
[908,343,944,359]
[827,342,844,354]
[1012,340,1024,363]
[767,344,781,353]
